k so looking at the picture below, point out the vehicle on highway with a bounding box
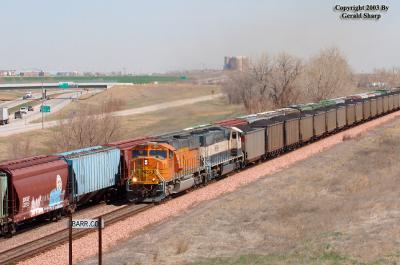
[14,110,22,119]
[22,91,32,100]
[28,106,34,111]
[20,107,28,114]
[0,107,9,125]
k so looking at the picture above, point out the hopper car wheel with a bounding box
[5,223,16,238]
[55,210,62,221]
[10,223,16,236]
[68,204,77,214]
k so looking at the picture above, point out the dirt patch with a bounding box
[76,117,400,265]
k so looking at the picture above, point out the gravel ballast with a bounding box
[18,111,400,265]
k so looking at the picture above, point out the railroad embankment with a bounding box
[20,113,400,265]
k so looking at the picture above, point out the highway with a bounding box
[0,89,102,135]
[0,89,82,109]
[0,82,113,90]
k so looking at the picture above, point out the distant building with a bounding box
[0,70,16,76]
[56,71,80,77]
[224,56,249,72]
[19,70,48,77]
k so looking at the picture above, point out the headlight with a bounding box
[132,177,138,182]
[152,177,156,182]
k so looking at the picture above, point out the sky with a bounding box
[0,0,399,73]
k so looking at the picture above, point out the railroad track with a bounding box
[0,204,153,265]
[1,111,397,264]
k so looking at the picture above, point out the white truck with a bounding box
[22,91,32,100]
[0,107,9,125]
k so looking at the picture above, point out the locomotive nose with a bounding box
[131,158,160,184]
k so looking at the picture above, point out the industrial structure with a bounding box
[0,70,16,77]
[223,56,249,72]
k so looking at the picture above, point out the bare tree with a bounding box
[268,53,302,107]
[223,55,273,112]
[50,99,122,152]
[304,47,352,101]
[223,53,302,112]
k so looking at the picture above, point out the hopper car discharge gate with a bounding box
[0,173,8,233]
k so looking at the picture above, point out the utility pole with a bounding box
[98,217,102,265]
[41,82,44,129]
[69,212,72,265]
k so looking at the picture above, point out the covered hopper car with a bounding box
[0,146,123,236]
[0,156,69,236]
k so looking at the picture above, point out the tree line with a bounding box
[223,47,354,113]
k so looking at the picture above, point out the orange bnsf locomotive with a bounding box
[127,126,243,202]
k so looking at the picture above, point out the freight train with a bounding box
[0,88,399,236]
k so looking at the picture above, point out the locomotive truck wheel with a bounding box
[202,174,208,185]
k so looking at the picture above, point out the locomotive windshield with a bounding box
[132,150,147,158]
[149,150,167,159]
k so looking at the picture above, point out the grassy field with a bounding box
[39,83,220,122]
[181,120,400,265]
[187,252,355,265]
[0,75,181,84]
[0,90,27,101]
[0,97,244,161]
[117,97,239,139]
[84,117,400,265]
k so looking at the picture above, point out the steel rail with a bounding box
[0,204,153,265]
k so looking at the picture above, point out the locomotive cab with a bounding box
[130,142,177,184]
[128,142,178,201]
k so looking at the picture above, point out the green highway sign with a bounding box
[41,105,51,113]
[58,82,77,89]
[59,82,69,89]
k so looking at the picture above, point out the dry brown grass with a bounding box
[0,89,27,101]
[0,98,244,161]
[87,118,400,265]
[175,239,190,255]
[342,131,364,141]
[0,128,54,161]
[6,135,33,159]
[43,83,220,122]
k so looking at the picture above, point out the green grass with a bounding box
[0,75,181,84]
[8,100,41,114]
[186,252,359,265]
